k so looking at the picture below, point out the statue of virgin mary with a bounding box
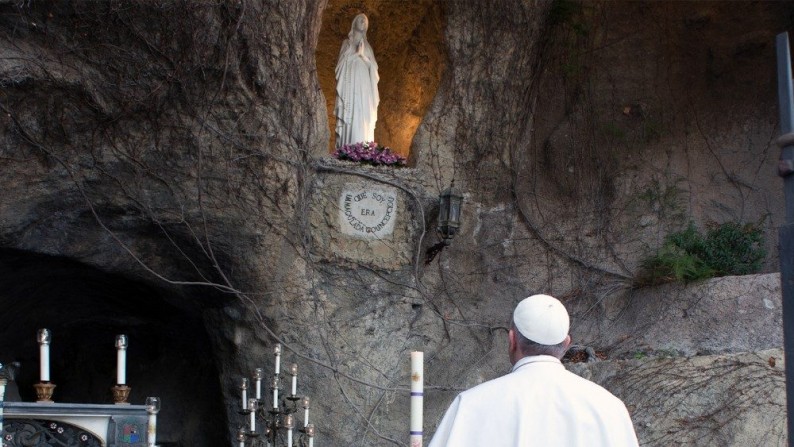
[334,13,380,148]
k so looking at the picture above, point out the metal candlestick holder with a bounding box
[33,382,56,403]
[236,367,316,446]
[112,384,131,404]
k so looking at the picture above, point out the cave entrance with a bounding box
[0,248,228,447]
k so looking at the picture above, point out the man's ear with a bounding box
[508,328,519,364]
[562,334,572,351]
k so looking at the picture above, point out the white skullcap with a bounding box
[513,294,570,345]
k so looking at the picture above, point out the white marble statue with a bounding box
[335,13,379,148]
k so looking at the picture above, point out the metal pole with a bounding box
[775,31,794,447]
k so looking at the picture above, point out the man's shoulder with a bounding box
[454,362,626,405]
[456,372,515,399]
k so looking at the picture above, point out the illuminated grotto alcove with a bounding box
[316,0,447,158]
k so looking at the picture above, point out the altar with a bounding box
[2,402,150,447]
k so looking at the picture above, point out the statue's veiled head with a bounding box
[352,13,368,34]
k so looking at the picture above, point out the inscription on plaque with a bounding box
[339,187,398,238]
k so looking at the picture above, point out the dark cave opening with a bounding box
[0,248,229,446]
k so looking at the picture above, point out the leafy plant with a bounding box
[332,141,406,166]
[635,221,766,286]
[701,221,766,275]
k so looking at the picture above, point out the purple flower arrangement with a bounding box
[332,141,407,166]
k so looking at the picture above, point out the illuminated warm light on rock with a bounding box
[317,0,446,159]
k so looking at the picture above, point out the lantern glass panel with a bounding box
[439,195,450,224]
[449,197,461,225]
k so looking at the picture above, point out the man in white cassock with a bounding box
[428,294,639,447]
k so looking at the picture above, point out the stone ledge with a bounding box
[572,273,782,358]
[570,348,786,447]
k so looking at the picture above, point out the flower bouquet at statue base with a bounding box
[332,141,406,167]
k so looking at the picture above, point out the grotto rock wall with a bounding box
[0,1,792,446]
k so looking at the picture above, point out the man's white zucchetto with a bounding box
[513,294,570,345]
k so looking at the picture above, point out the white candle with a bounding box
[306,423,316,447]
[116,335,128,385]
[272,376,279,409]
[410,351,424,447]
[38,329,51,382]
[146,396,160,447]
[148,413,157,446]
[248,398,258,432]
[290,363,298,396]
[285,414,294,447]
[302,396,311,427]
[0,377,6,433]
[254,368,264,400]
[241,378,249,410]
[274,344,281,375]
[40,344,50,382]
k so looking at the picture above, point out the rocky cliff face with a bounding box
[0,1,791,446]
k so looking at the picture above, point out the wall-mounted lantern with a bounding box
[437,183,463,245]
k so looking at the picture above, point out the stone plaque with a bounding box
[339,186,398,238]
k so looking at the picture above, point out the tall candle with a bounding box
[248,398,258,432]
[0,377,6,434]
[145,397,160,447]
[289,363,298,396]
[302,396,311,427]
[116,335,128,385]
[147,413,157,446]
[410,351,424,447]
[274,344,282,375]
[254,368,264,400]
[241,378,249,410]
[284,414,294,447]
[306,423,316,447]
[37,329,51,382]
[237,427,246,447]
[271,376,279,409]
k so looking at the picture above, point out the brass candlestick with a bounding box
[112,384,131,404]
[33,382,56,403]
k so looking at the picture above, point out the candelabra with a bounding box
[235,344,317,447]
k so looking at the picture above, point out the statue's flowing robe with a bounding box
[428,356,639,447]
[334,38,379,147]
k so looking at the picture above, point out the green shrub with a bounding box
[636,221,766,286]
[702,222,766,275]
